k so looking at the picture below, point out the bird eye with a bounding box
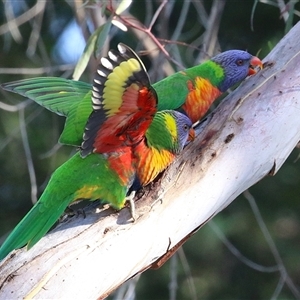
[236,59,244,66]
[183,124,189,131]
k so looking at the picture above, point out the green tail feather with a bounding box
[0,197,70,260]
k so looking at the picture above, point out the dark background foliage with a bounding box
[0,1,300,299]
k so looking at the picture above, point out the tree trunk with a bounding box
[1,21,300,300]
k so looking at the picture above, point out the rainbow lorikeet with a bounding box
[0,45,194,260]
[1,47,263,146]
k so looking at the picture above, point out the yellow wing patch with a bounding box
[103,58,142,117]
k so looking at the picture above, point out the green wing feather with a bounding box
[1,77,93,146]
[59,92,92,145]
[1,77,92,115]
[153,72,190,111]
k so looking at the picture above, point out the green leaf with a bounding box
[95,20,112,59]
[101,0,109,16]
[115,0,132,15]
[59,91,93,146]
[72,21,112,80]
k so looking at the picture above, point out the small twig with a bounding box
[244,190,300,298]
[168,0,191,68]
[26,0,47,57]
[0,106,44,153]
[169,253,178,300]
[148,0,168,30]
[0,1,45,36]
[192,0,209,26]
[38,143,63,159]
[106,5,183,68]
[3,0,22,43]
[112,274,140,300]
[156,38,202,51]
[250,0,259,32]
[209,220,280,273]
[198,0,225,61]
[171,0,191,41]
[277,0,290,22]
[178,247,198,300]
[143,0,154,27]
[0,64,75,75]
[0,100,30,112]
[19,108,37,204]
[271,273,287,300]
[119,15,172,59]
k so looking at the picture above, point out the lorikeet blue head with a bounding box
[211,50,263,92]
[170,110,195,150]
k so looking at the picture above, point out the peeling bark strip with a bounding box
[1,22,300,299]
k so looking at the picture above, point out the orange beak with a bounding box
[188,128,195,142]
[248,56,263,75]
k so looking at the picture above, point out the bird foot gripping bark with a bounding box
[125,191,136,222]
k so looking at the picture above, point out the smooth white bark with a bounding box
[1,21,300,300]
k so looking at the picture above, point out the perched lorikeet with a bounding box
[0,43,194,260]
[0,151,134,260]
[1,47,263,146]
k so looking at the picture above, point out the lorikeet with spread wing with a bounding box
[80,43,195,186]
[0,43,194,260]
[1,47,262,146]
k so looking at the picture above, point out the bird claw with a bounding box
[64,206,86,219]
[125,191,136,222]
